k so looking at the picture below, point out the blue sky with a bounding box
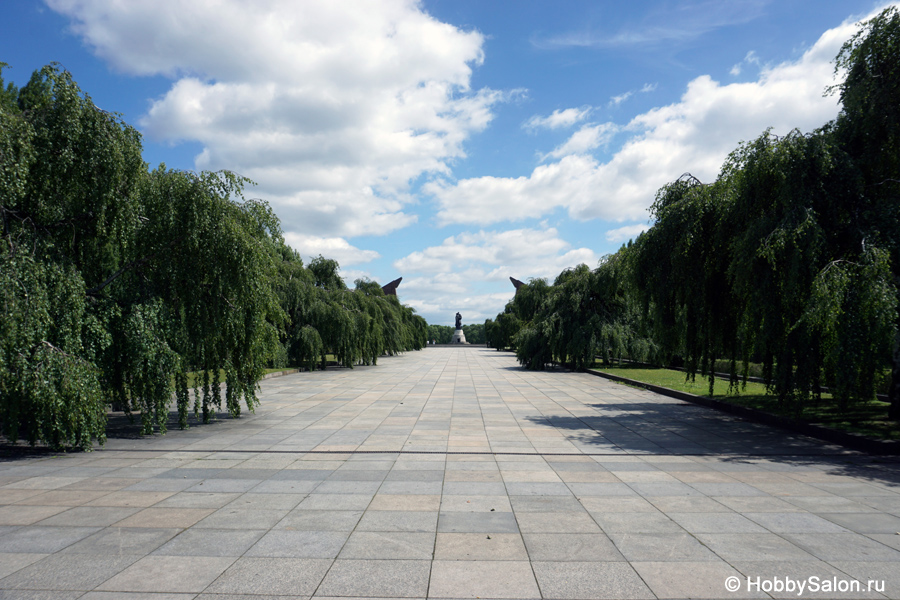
[0,0,891,326]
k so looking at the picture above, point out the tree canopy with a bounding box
[1,63,425,450]
[486,7,900,424]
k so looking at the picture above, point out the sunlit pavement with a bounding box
[2,346,899,599]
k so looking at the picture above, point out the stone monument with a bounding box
[450,312,467,344]
[381,277,402,296]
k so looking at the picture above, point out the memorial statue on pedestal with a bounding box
[450,312,467,344]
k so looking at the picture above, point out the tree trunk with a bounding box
[890,328,900,420]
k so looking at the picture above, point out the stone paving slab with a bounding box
[1,346,900,598]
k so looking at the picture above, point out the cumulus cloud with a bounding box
[542,123,617,161]
[609,91,633,107]
[605,223,649,243]
[730,50,761,76]
[524,107,591,130]
[47,0,500,238]
[395,227,598,280]
[609,82,658,108]
[394,227,599,323]
[433,13,860,226]
[283,233,379,266]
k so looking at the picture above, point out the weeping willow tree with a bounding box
[830,7,900,418]
[484,8,899,423]
[501,258,645,371]
[629,175,743,395]
[1,64,285,449]
[276,250,426,371]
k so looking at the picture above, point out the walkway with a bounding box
[1,346,899,599]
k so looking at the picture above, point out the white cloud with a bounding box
[283,233,379,266]
[433,13,863,226]
[524,107,592,130]
[394,227,599,323]
[605,224,649,243]
[429,155,609,225]
[610,82,658,107]
[47,0,500,239]
[395,227,598,280]
[543,123,617,161]
[609,91,633,107]
[730,50,761,76]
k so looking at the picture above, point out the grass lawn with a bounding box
[184,355,343,388]
[591,363,899,442]
[185,367,297,389]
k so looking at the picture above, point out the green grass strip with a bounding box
[591,364,898,442]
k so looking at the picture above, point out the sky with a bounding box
[1,0,894,327]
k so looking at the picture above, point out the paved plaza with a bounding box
[1,346,900,599]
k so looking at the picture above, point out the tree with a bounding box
[462,323,485,344]
[831,7,900,418]
[1,64,285,448]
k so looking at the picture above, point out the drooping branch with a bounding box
[85,234,186,296]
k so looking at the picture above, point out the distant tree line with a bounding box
[0,63,425,450]
[486,8,900,421]
[426,323,485,344]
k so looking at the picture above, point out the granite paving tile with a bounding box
[514,511,601,533]
[523,532,626,561]
[632,560,766,599]
[428,560,540,599]
[531,561,654,599]
[818,511,900,533]
[339,531,435,559]
[0,526,101,553]
[194,507,289,529]
[358,510,438,532]
[0,505,69,525]
[434,532,528,560]
[0,553,138,591]
[315,559,431,597]
[153,528,266,556]
[439,494,511,512]
[246,530,349,558]
[0,552,47,580]
[437,511,518,533]
[609,532,721,562]
[274,509,363,531]
[96,555,235,593]
[295,493,373,510]
[4,347,900,599]
[36,506,141,527]
[59,527,181,555]
[698,532,819,561]
[369,494,441,511]
[782,532,900,561]
[113,507,214,528]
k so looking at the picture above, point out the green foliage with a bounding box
[506,259,653,371]
[1,64,285,448]
[486,307,521,351]
[0,252,106,449]
[484,9,900,429]
[427,324,454,344]
[424,323,485,344]
[277,249,425,370]
[462,323,485,344]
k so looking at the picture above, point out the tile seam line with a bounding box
[73,448,881,458]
